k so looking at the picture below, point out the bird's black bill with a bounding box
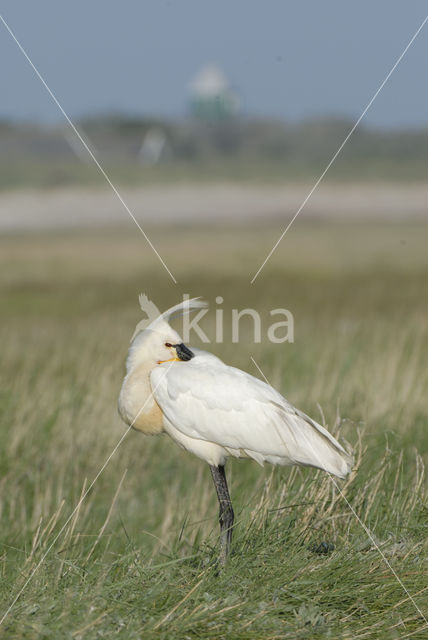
[175,343,194,361]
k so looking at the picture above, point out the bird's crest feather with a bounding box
[131,295,208,342]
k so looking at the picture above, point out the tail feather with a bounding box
[271,403,353,478]
[292,412,353,478]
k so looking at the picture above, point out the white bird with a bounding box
[118,296,353,564]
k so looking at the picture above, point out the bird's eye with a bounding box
[165,342,173,348]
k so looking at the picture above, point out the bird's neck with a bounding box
[118,362,164,435]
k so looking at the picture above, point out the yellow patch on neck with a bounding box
[132,400,164,435]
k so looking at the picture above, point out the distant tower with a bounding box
[189,65,240,121]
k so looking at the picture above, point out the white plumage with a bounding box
[118,296,353,563]
[152,350,351,477]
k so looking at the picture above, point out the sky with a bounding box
[0,1,427,128]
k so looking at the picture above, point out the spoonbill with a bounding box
[118,297,353,564]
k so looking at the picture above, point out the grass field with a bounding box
[2,156,428,193]
[0,157,338,191]
[0,219,427,638]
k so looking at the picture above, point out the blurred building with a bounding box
[189,65,240,121]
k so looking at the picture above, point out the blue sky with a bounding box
[0,1,427,127]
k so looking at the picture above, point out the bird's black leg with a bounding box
[209,464,234,566]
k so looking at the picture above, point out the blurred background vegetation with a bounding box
[1,115,428,190]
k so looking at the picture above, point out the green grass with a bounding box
[2,156,428,191]
[0,221,427,638]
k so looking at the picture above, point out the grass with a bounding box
[0,220,427,638]
[2,156,428,191]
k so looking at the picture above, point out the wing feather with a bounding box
[151,356,352,477]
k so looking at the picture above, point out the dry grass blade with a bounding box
[85,469,127,562]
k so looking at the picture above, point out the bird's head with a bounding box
[128,327,195,371]
[125,296,206,373]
